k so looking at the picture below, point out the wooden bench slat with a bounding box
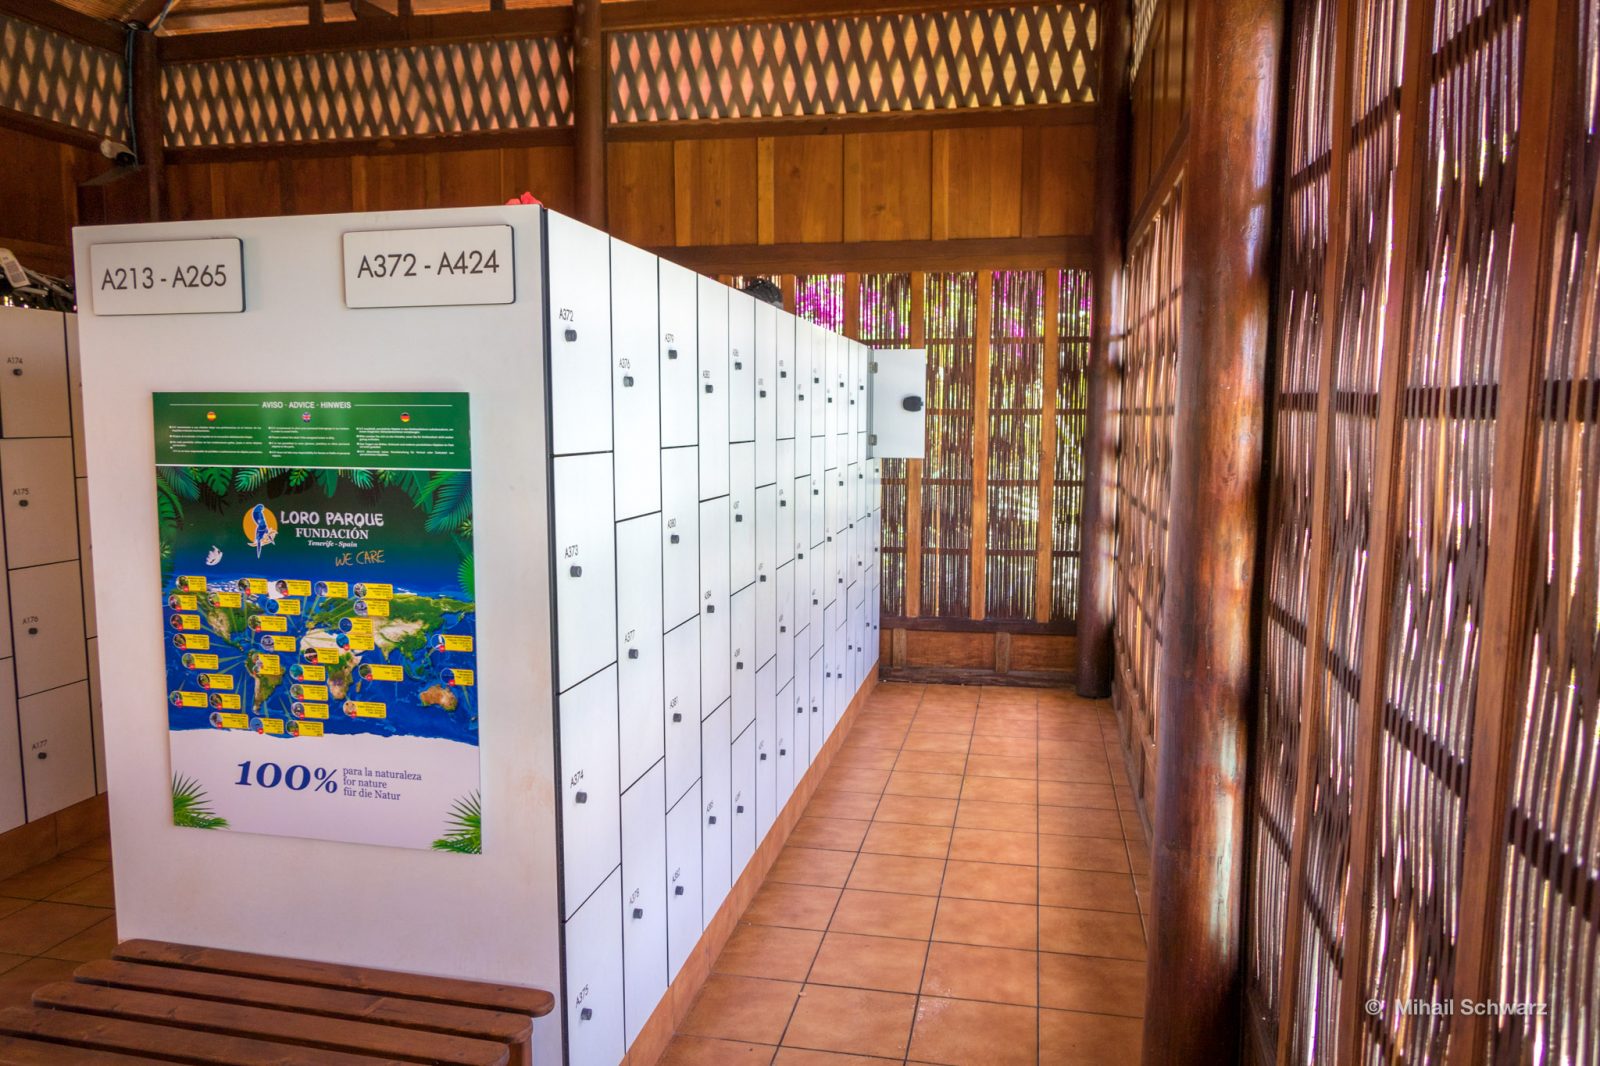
[0,1031,170,1065]
[30,983,508,1066]
[0,1005,407,1066]
[112,942,553,1019]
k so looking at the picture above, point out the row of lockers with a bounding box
[0,307,106,837]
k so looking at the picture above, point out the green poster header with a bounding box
[153,392,471,471]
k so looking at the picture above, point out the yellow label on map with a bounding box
[360,598,390,617]
[168,594,198,611]
[344,700,387,719]
[258,718,285,735]
[178,576,207,592]
[171,691,207,708]
[444,668,475,687]
[353,582,393,600]
[240,578,270,594]
[209,592,242,608]
[209,693,242,710]
[273,598,302,616]
[291,684,329,701]
[361,663,404,682]
[170,614,201,631]
[289,720,324,737]
[182,653,220,670]
[277,579,313,596]
[305,647,341,666]
[294,664,326,681]
[250,615,289,632]
[173,633,211,650]
[260,635,296,652]
[349,637,375,651]
[200,673,234,690]
[436,634,474,652]
[293,702,329,720]
[215,712,249,729]
[316,580,349,598]
[251,654,282,675]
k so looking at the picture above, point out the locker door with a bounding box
[755,553,775,671]
[0,670,18,833]
[824,468,845,538]
[852,607,868,693]
[754,299,776,486]
[824,535,842,609]
[700,701,732,916]
[665,783,703,979]
[564,868,625,1066]
[616,514,664,788]
[775,441,795,567]
[775,562,795,688]
[808,449,826,547]
[808,652,825,761]
[66,317,86,475]
[728,289,755,443]
[755,486,776,660]
[12,562,86,697]
[808,330,828,439]
[808,547,826,655]
[792,475,811,568]
[775,678,795,813]
[658,259,699,448]
[559,666,621,919]
[847,342,862,440]
[660,447,700,630]
[0,308,70,438]
[698,498,731,716]
[546,212,613,457]
[775,310,796,441]
[620,763,668,1047]
[554,453,617,690]
[754,662,776,841]
[729,585,755,736]
[2,438,78,568]
[730,722,756,875]
[662,619,701,806]
[77,478,94,640]
[870,510,883,590]
[697,278,730,499]
[611,241,662,520]
[790,647,810,773]
[869,348,928,459]
[794,325,813,473]
[729,443,755,591]
[826,622,846,735]
[821,334,839,441]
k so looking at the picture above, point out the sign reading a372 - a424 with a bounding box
[342,225,515,309]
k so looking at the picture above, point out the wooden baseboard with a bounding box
[619,664,882,1066]
[0,794,110,881]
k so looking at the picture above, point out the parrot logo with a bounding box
[242,504,279,558]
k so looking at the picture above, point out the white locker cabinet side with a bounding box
[658,260,700,448]
[662,618,702,806]
[76,478,95,640]
[870,348,929,459]
[775,563,795,688]
[558,665,622,920]
[2,438,79,569]
[660,447,700,630]
[665,782,703,979]
[696,279,730,499]
[615,514,665,788]
[729,585,755,736]
[807,652,825,761]
[11,561,87,697]
[563,868,625,1066]
[729,442,755,591]
[775,311,796,441]
[546,212,614,457]
[698,497,731,716]
[753,662,776,841]
[700,701,732,917]
[88,635,104,794]
[793,325,813,474]
[775,440,795,567]
[0,668,21,832]
[553,453,617,690]
[619,762,668,1047]
[66,316,88,475]
[754,299,776,487]
[775,678,795,810]
[728,289,756,443]
[0,307,72,439]
[610,241,662,520]
[729,723,756,875]
[18,680,94,820]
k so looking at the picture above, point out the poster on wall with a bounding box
[153,391,482,853]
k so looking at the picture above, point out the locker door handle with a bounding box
[708,815,717,825]
[902,396,924,412]
[632,907,644,919]
[575,791,588,803]
[675,885,685,895]
[580,1008,593,1021]
[759,753,767,761]
[670,534,681,544]
[623,375,635,387]
[705,384,714,393]
[736,804,745,813]
[667,348,679,359]
[569,565,582,577]
[759,575,767,583]
[628,648,640,659]
[564,328,578,342]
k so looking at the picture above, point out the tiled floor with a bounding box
[661,681,1150,1066]
[0,835,117,1012]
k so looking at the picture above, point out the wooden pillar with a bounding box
[571,0,605,228]
[1075,0,1130,696]
[1141,0,1282,1059]
[135,27,163,220]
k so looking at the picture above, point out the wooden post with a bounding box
[1075,0,1130,696]
[135,27,163,220]
[571,0,605,228]
[1141,0,1281,1058]
[969,270,993,620]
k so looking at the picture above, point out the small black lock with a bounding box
[10,368,19,376]
[779,625,787,633]
[632,907,644,919]
[798,393,806,401]
[575,790,588,803]
[706,605,715,613]
[580,1008,593,1021]
[734,360,743,370]
[779,748,787,755]
[623,375,635,387]
[570,565,582,577]
[759,575,767,583]
[736,804,744,814]
[672,712,683,722]
[564,328,578,342]
[780,371,788,378]
[628,648,640,660]
[708,815,717,825]
[667,348,679,360]
[759,753,767,761]
[705,384,714,393]
[759,390,768,398]
[36,751,46,759]
[902,395,924,412]
[675,885,685,896]
[736,661,744,670]
[670,533,680,544]
[735,513,744,522]
[17,499,27,508]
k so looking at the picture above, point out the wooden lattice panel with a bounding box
[858,273,915,619]
[921,272,979,619]
[1051,268,1092,622]
[608,4,1097,124]
[985,270,1047,621]
[0,12,124,141]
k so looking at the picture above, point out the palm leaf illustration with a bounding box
[430,792,481,854]
[172,775,229,830]
[422,471,473,534]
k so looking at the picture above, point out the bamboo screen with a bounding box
[920,272,981,619]
[1052,269,1093,622]
[858,273,916,619]
[794,274,845,334]
[985,271,1048,620]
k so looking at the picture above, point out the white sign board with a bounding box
[343,225,515,308]
[88,238,244,316]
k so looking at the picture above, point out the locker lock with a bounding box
[667,348,679,359]
[779,625,787,633]
[36,751,46,759]
[623,375,635,388]
[780,371,788,378]
[580,1008,593,1021]
[675,885,685,896]
[759,389,768,398]
[813,375,820,383]
[706,605,715,613]
[670,533,681,544]
[705,384,714,394]
[575,791,588,803]
[672,712,683,722]
[779,748,787,756]
[812,598,818,605]
[564,328,578,342]
[759,753,767,761]
[735,804,745,814]
[736,661,744,670]
[628,648,640,659]
[17,499,27,508]
[759,575,767,583]
[796,707,803,715]
[708,815,717,825]
[27,627,37,635]
[735,513,744,523]
[798,393,805,401]
[632,907,644,919]
[569,565,582,577]
[902,396,925,412]
[812,706,819,713]
[10,368,19,376]
[780,499,787,507]
[734,360,743,370]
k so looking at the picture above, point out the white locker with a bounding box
[729,443,755,591]
[547,212,613,457]
[697,279,730,499]
[658,260,700,448]
[754,662,776,841]
[662,619,701,806]
[700,701,732,917]
[869,348,929,459]
[77,478,94,640]
[775,563,795,688]
[18,680,94,822]
[620,763,668,1047]
[66,317,86,475]
[610,241,662,520]
[755,484,777,590]
[850,516,868,586]
[12,561,87,698]
[0,308,71,439]
[665,783,703,979]
[730,723,756,875]
[807,547,826,655]
[794,326,813,474]
[824,468,845,537]
[660,448,700,629]
[755,553,775,671]
[829,622,848,735]
[728,290,755,443]
[88,636,104,794]
[775,678,795,812]
[808,459,826,548]
[730,585,755,736]
[793,475,812,567]
[824,535,843,608]
[775,441,795,567]
[559,666,621,919]
[808,652,825,761]
[754,299,776,486]
[775,311,796,441]
[616,514,664,788]
[698,497,731,717]
[852,605,868,692]
[807,329,826,440]
[564,868,625,1066]
[2,437,79,569]
[792,652,812,769]
[0,667,21,833]
[819,335,837,441]
[553,453,617,690]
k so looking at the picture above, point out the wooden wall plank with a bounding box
[771,134,843,245]
[673,137,759,246]
[357,153,429,213]
[842,130,932,243]
[1035,124,1097,237]
[933,127,1023,239]
[431,148,504,208]
[215,159,285,218]
[757,136,775,245]
[504,145,576,216]
[606,141,675,247]
[282,156,356,215]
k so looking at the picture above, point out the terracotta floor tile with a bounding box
[804,792,882,821]
[1127,849,1151,876]
[871,795,958,827]
[909,996,1038,1066]
[1037,869,1140,914]
[932,898,1038,950]
[968,735,1038,758]
[770,847,858,888]
[0,898,30,921]
[1040,1008,1143,1064]
[808,932,928,993]
[829,890,939,940]
[783,985,917,1059]
[848,729,909,752]
[40,914,118,963]
[958,754,1036,781]
[1037,806,1126,840]
[1038,760,1111,785]
[1038,953,1146,1017]
[0,901,107,956]
[959,777,1038,806]
[909,717,975,737]
[834,748,899,771]
[789,817,871,853]
[1039,908,1146,960]
[1037,722,1104,742]
[716,923,826,981]
[893,751,968,776]
[884,772,964,800]
[1038,835,1130,873]
[845,854,945,896]
[821,768,891,796]
[680,974,803,1044]
[0,954,26,976]
[61,838,112,863]
[773,1048,898,1065]
[971,717,1037,739]
[954,800,1037,833]
[0,858,106,901]
[1038,782,1118,810]
[948,828,1038,866]
[659,1034,778,1065]
[900,732,972,755]
[45,868,114,908]
[1037,740,1105,762]
[921,942,1038,1006]
[940,861,1038,905]
[861,822,951,859]
[743,883,843,931]
[0,956,79,1011]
